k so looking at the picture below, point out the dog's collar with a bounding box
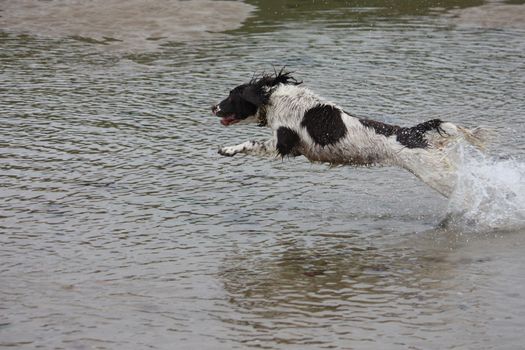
[257,86,275,127]
[257,106,268,127]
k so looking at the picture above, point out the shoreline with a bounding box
[1,0,523,53]
[0,0,255,51]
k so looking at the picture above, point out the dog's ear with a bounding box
[241,86,264,107]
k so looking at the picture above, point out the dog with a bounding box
[212,69,485,197]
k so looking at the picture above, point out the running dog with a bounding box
[212,69,485,197]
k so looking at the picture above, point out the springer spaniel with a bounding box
[212,69,485,197]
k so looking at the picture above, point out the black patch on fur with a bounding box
[244,67,303,107]
[301,105,347,146]
[216,85,258,120]
[359,119,400,138]
[276,127,300,157]
[359,118,443,149]
[250,67,302,89]
[214,68,302,123]
[396,119,443,148]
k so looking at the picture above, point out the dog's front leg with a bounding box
[218,139,276,157]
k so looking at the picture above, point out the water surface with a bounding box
[1,1,525,349]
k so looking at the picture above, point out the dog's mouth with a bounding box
[220,114,240,126]
[212,105,240,126]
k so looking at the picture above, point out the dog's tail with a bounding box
[435,122,492,150]
[457,125,492,150]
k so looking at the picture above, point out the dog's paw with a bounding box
[218,146,238,157]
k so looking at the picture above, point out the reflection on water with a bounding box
[1,0,525,349]
[219,239,450,348]
[219,230,525,349]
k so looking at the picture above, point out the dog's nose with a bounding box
[211,105,219,115]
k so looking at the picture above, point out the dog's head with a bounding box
[211,68,301,126]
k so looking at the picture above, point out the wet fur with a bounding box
[212,69,485,197]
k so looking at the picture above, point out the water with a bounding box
[1,1,525,349]
[447,146,525,230]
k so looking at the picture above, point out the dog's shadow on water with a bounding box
[217,225,525,343]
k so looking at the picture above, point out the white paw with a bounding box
[218,146,239,157]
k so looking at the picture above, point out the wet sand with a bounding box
[0,0,254,51]
[450,1,525,29]
[2,0,523,53]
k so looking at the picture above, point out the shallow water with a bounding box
[1,1,525,349]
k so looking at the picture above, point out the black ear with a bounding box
[241,86,265,106]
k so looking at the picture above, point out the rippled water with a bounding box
[1,1,525,349]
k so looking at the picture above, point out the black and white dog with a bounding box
[212,69,484,197]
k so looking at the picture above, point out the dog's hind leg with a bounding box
[218,139,276,157]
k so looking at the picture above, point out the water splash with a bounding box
[445,146,525,231]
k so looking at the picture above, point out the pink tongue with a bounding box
[220,116,238,126]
